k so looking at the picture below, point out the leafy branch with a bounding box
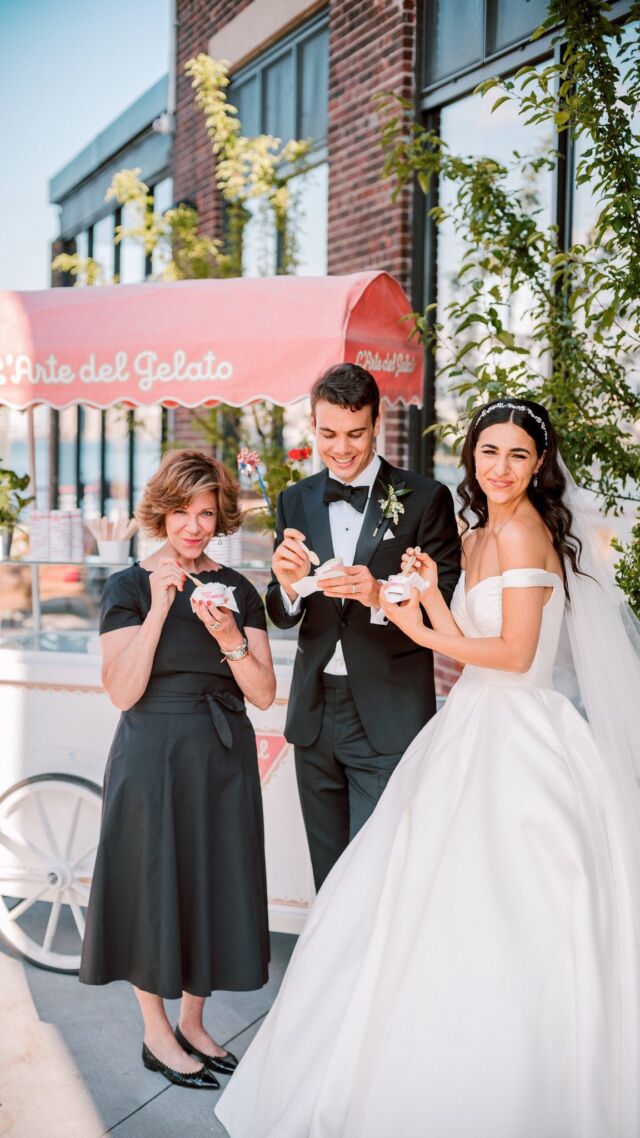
[377,0,640,610]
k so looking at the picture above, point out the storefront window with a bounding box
[233,76,260,137]
[288,162,328,276]
[486,0,549,54]
[265,55,295,141]
[79,407,102,517]
[151,176,174,278]
[423,0,549,89]
[433,79,553,490]
[119,203,147,284]
[233,12,329,279]
[92,213,115,283]
[104,406,130,517]
[300,28,329,142]
[424,0,483,85]
[230,12,328,143]
[58,407,78,508]
[133,407,163,503]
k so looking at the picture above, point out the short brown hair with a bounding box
[310,363,380,425]
[136,449,242,538]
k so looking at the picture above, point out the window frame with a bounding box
[230,7,329,160]
[412,0,635,476]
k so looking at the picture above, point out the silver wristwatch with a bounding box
[220,635,250,663]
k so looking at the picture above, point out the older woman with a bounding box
[80,449,276,1090]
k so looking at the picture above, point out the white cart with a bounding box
[0,560,312,973]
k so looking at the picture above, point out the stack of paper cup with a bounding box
[70,509,84,561]
[49,510,72,562]
[29,512,50,560]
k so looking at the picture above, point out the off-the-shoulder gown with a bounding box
[216,569,640,1138]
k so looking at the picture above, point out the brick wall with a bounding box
[174,0,255,233]
[327,0,416,291]
[175,0,417,281]
[328,0,417,470]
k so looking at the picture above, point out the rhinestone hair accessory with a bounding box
[475,402,548,446]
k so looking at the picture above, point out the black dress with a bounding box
[79,564,270,999]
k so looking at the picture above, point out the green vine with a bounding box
[377,0,640,612]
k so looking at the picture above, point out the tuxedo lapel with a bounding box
[302,471,334,565]
[302,472,342,615]
[352,457,396,568]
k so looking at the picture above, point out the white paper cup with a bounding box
[192,583,227,605]
[97,539,131,563]
[385,575,411,603]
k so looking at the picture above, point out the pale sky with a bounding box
[0,0,171,291]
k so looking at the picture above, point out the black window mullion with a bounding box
[114,206,122,281]
[75,405,83,509]
[294,40,302,140]
[127,409,135,519]
[99,411,107,517]
[419,108,441,479]
[49,409,60,510]
[551,41,573,254]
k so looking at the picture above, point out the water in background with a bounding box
[7,438,163,515]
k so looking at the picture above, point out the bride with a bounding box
[215,398,640,1138]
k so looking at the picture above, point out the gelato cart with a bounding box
[0,272,424,971]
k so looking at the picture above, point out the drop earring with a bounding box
[533,473,539,489]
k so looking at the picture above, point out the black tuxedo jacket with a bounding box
[266,457,461,754]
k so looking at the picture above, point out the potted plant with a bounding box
[0,465,33,559]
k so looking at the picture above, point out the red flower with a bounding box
[288,446,312,463]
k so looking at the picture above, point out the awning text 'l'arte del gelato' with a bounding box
[0,271,424,411]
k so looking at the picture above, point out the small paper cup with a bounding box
[97,539,131,564]
[192,583,227,606]
[385,575,410,603]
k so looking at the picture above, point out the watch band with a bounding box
[221,635,250,663]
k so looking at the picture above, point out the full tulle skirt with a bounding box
[215,675,640,1137]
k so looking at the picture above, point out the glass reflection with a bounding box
[58,408,78,508]
[486,0,548,54]
[424,0,482,85]
[80,407,102,517]
[300,29,329,141]
[288,163,328,275]
[265,55,295,141]
[119,202,147,284]
[104,406,130,518]
[92,213,115,283]
[434,80,553,489]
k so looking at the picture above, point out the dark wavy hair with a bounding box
[457,398,583,584]
[310,363,380,425]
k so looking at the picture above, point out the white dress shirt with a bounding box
[281,454,383,675]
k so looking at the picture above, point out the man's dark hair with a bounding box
[310,363,380,425]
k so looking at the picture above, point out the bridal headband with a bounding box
[475,402,549,446]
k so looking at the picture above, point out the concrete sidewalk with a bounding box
[0,933,296,1137]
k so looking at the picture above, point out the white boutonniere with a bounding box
[373,482,412,536]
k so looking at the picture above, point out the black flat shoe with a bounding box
[142,1043,220,1089]
[174,1024,239,1075]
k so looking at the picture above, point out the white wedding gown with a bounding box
[216,569,640,1138]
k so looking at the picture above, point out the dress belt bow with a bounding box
[204,691,245,749]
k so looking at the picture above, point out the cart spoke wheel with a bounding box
[0,775,102,973]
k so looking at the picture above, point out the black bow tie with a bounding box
[323,478,369,513]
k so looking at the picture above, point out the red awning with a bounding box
[0,272,423,411]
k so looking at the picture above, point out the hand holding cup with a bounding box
[401,547,439,593]
[273,528,318,596]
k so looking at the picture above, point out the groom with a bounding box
[266,363,460,888]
